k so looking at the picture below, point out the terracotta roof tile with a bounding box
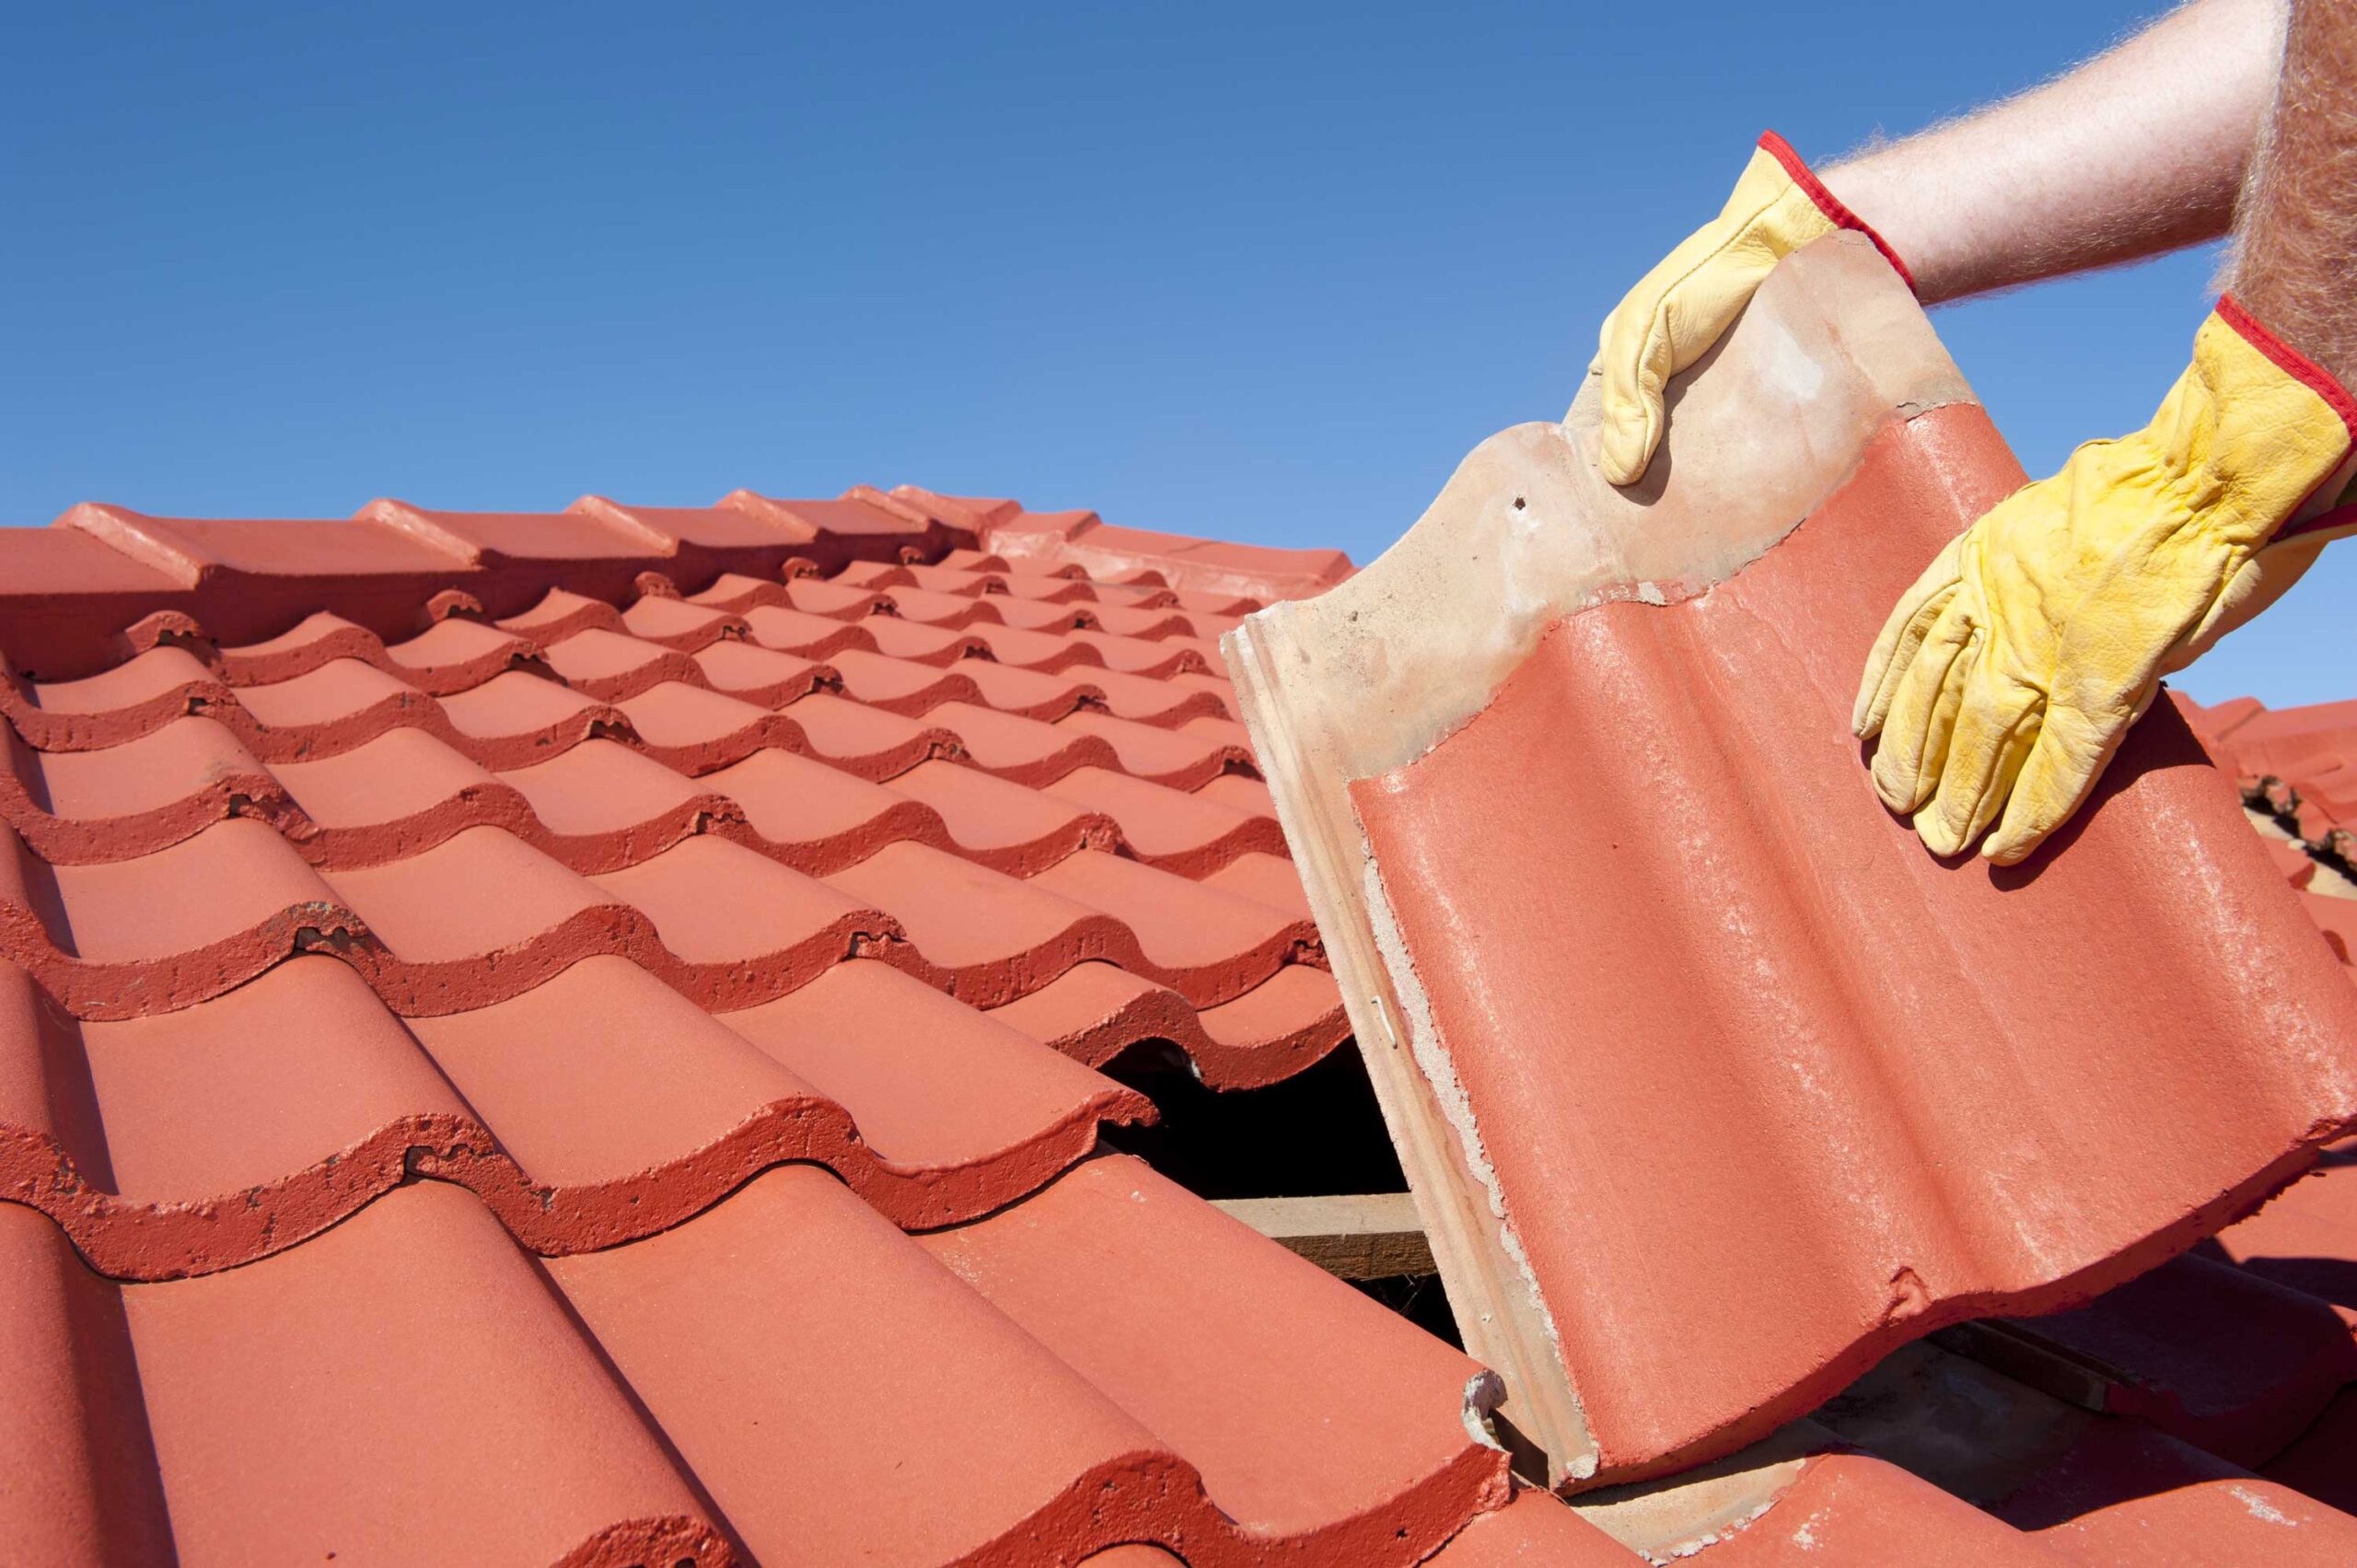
[56,1183,731,1563]
[573,496,810,555]
[271,726,525,862]
[368,499,669,563]
[1202,850,1318,919]
[539,626,702,700]
[864,613,993,664]
[1422,1489,1633,1564]
[883,757,1118,873]
[781,575,882,620]
[6,717,281,863]
[1232,239,2357,1514]
[435,669,628,763]
[64,504,470,583]
[983,958,1350,1089]
[4,818,360,1016]
[495,585,628,640]
[951,657,1105,720]
[5,645,226,751]
[930,699,1113,783]
[963,619,1103,670]
[1337,412,2357,1482]
[1061,706,1253,785]
[1042,765,1284,876]
[684,637,834,705]
[608,681,805,772]
[826,645,983,714]
[697,747,946,870]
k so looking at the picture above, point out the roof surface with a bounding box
[8,466,2357,1565]
[0,490,1532,1564]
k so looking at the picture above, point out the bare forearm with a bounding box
[1822,0,2285,304]
[2227,0,2357,388]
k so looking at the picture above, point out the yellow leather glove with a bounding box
[1594,133,1912,485]
[1855,297,2357,865]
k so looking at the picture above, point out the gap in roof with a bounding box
[1100,1039,1463,1349]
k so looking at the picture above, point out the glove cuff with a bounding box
[2218,295,2357,543]
[1757,131,1917,296]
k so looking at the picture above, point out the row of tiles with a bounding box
[9,528,1265,715]
[0,490,1355,688]
[0,812,1325,1020]
[0,938,1343,1279]
[8,602,1254,778]
[143,570,1252,696]
[5,716,1285,880]
[30,1137,2327,1568]
[0,560,1328,1031]
[4,1151,1511,1567]
[41,494,1347,607]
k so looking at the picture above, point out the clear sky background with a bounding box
[2,3,2340,705]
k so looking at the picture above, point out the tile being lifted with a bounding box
[1225,232,2357,1489]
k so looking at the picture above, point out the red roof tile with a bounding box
[1342,401,2357,1483]
[1226,237,2357,1504]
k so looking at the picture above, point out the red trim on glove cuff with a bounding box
[1757,131,1917,296]
[2216,294,2357,445]
[2216,295,2357,541]
[2280,498,2357,543]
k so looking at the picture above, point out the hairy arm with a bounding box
[2227,0,2357,388]
[1821,0,2286,305]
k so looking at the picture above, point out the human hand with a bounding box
[1854,299,2357,863]
[1592,133,1911,485]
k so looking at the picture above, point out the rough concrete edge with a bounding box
[1224,610,1596,1483]
[1570,1425,1824,1563]
[1364,851,1586,1476]
[1239,232,1979,785]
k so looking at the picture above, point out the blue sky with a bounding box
[2,2,2339,705]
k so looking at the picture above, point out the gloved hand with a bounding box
[1593,133,1912,485]
[1855,297,2357,865]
